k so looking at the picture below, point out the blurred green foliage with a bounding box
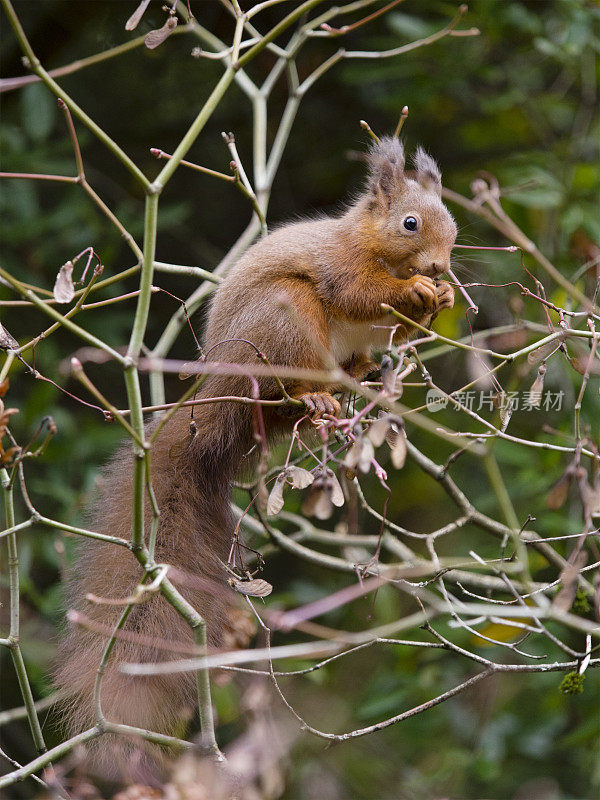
[1,1,599,798]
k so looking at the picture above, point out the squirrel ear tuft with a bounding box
[413,146,442,196]
[366,136,406,206]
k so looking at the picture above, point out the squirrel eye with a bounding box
[403,216,419,232]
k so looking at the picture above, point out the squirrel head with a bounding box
[361,137,457,278]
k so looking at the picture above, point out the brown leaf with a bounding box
[0,377,9,397]
[53,261,75,303]
[145,16,178,49]
[231,578,273,598]
[0,323,18,351]
[125,0,151,30]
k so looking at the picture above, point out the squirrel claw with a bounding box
[298,392,341,421]
[408,274,438,314]
[435,280,454,311]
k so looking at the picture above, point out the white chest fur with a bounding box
[329,313,400,364]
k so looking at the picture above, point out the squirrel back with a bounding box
[53,136,457,780]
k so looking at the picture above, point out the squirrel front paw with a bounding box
[297,392,341,420]
[406,274,438,315]
[435,280,454,311]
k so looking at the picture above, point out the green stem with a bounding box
[1,469,47,756]
[123,367,146,553]
[127,194,159,359]
[158,576,220,754]
[93,598,137,724]
[0,728,101,788]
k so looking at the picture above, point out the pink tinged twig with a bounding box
[446,267,479,314]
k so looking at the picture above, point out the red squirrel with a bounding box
[53,136,457,776]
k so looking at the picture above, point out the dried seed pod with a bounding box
[572,352,600,376]
[546,467,574,510]
[126,0,151,30]
[344,438,373,474]
[367,416,389,448]
[344,441,361,470]
[528,335,566,365]
[286,466,314,489]
[302,468,344,520]
[145,16,178,49]
[0,324,18,351]
[302,482,333,520]
[380,354,396,395]
[327,469,345,507]
[528,363,547,408]
[582,480,600,519]
[231,578,273,598]
[386,421,407,469]
[53,261,75,303]
[358,438,374,473]
[267,473,286,516]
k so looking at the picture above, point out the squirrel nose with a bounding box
[431,262,450,276]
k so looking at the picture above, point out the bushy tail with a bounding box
[53,395,255,781]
